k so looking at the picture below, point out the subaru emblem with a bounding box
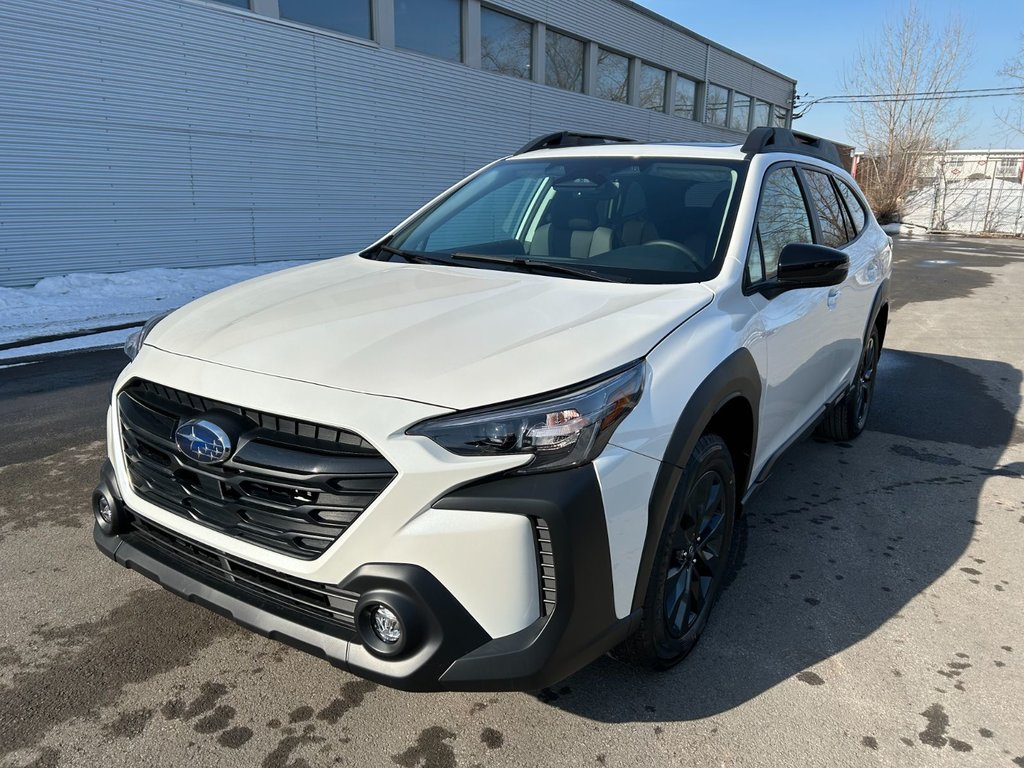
[175,418,233,464]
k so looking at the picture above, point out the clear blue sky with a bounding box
[643,0,1024,149]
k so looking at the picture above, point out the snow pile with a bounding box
[0,260,307,347]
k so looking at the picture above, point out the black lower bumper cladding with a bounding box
[94,460,637,691]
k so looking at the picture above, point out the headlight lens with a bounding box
[407,361,646,473]
[124,311,172,360]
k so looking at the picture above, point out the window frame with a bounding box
[479,4,534,81]
[673,75,699,121]
[394,0,464,63]
[594,46,631,103]
[638,62,669,113]
[544,26,586,93]
[730,92,752,132]
[276,0,374,41]
[705,83,730,128]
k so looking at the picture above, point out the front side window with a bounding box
[706,84,729,127]
[730,93,751,132]
[802,169,850,248]
[380,157,744,284]
[545,29,584,92]
[674,77,698,120]
[749,167,812,281]
[481,7,532,80]
[639,64,667,111]
[395,0,462,62]
[596,49,629,103]
[278,0,372,38]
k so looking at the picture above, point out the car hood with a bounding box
[146,255,713,410]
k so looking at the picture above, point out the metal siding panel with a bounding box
[0,0,792,286]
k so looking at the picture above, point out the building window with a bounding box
[395,0,462,62]
[278,0,372,39]
[706,84,729,127]
[674,76,698,120]
[730,93,751,131]
[210,0,249,8]
[753,100,772,128]
[480,7,532,80]
[639,64,667,112]
[774,106,790,126]
[595,48,629,103]
[545,29,584,93]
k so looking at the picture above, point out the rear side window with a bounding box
[802,169,849,248]
[836,179,867,235]
[748,167,813,282]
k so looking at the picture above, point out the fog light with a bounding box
[371,605,402,644]
[96,496,113,526]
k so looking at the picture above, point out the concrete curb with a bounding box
[0,321,145,353]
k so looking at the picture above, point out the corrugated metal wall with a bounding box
[0,0,795,286]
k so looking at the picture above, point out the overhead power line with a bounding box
[794,86,1024,117]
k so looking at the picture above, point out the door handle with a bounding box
[827,287,840,309]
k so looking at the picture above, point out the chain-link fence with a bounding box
[900,150,1024,235]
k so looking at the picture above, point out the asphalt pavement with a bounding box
[1,236,1023,767]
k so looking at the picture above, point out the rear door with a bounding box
[745,165,839,463]
[799,167,879,390]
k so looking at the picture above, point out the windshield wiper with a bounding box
[450,253,622,283]
[376,244,452,265]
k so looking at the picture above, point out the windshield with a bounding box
[374,156,745,284]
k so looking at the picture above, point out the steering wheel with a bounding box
[643,239,704,271]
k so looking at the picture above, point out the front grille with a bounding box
[533,518,556,616]
[118,378,396,559]
[126,514,358,635]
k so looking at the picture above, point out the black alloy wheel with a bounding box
[616,433,736,668]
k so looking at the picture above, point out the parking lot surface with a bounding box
[1,235,1023,768]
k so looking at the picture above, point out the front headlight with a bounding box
[407,361,646,473]
[124,310,172,360]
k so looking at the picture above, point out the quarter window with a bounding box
[545,29,585,93]
[480,7,532,80]
[730,93,751,131]
[674,77,698,120]
[395,0,462,62]
[836,180,867,235]
[706,84,729,127]
[639,64,667,111]
[803,169,849,248]
[750,167,813,281]
[278,0,372,38]
[595,49,629,103]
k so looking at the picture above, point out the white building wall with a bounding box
[0,0,795,286]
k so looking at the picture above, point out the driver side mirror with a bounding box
[763,243,848,297]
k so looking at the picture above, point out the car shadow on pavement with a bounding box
[543,349,1022,722]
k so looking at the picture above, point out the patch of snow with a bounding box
[0,260,307,347]
[881,222,903,235]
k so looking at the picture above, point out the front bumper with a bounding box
[95,459,639,691]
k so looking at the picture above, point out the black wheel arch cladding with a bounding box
[632,346,761,612]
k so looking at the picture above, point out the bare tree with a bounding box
[997,35,1024,139]
[843,2,971,222]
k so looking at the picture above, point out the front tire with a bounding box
[818,325,881,441]
[617,434,736,669]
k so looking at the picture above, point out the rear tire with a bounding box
[817,325,881,441]
[616,434,736,669]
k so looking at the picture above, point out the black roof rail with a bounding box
[515,131,636,155]
[741,127,843,167]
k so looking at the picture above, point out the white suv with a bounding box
[93,128,891,691]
